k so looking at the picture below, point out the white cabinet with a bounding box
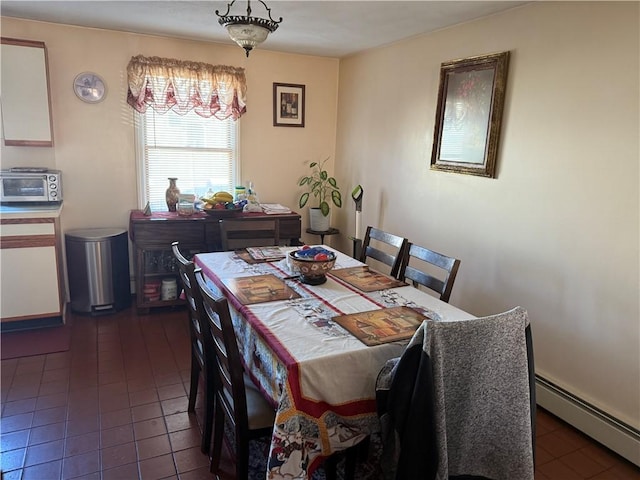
[0,216,64,327]
[1,37,54,146]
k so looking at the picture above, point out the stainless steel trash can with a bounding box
[66,227,131,315]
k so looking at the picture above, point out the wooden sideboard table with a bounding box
[129,210,301,313]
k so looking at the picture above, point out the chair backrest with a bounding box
[220,218,280,251]
[359,226,408,278]
[172,242,208,368]
[195,270,250,433]
[376,306,535,480]
[399,243,461,303]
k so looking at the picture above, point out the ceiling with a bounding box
[1,1,528,58]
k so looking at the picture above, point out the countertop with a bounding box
[0,202,63,219]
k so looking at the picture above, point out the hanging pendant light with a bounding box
[216,0,282,57]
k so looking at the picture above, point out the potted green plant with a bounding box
[298,158,342,232]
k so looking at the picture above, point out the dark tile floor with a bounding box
[1,306,639,480]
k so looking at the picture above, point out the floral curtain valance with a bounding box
[126,55,247,120]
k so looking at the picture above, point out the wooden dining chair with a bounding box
[376,306,536,479]
[359,226,408,278]
[171,241,216,454]
[194,270,276,480]
[220,218,280,251]
[398,243,461,303]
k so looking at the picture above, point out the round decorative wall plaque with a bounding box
[73,72,106,103]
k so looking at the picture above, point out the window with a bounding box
[135,109,239,211]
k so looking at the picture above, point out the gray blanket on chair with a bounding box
[376,306,535,480]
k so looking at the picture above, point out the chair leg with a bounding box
[325,441,364,480]
[188,353,200,412]
[209,402,225,474]
[324,454,338,480]
[200,376,213,454]
[236,432,250,480]
[344,445,358,480]
[357,436,370,461]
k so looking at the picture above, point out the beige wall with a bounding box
[334,2,639,428]
[0,18,339,238]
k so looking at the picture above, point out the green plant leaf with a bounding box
[331,190,342,208]
[298,157,342,211]
[299,192,309,208]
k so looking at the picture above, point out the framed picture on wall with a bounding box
[273,83,305,127]
[430,51,510,178]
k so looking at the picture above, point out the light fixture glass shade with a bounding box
[227,24,270,54]
[216,0,282,57]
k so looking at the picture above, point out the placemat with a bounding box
[225,274,300,305]
[330,266,406,292]
[332,306,426,346]
[246,246,286,261]
[235,250,270,264]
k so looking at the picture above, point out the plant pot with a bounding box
[309,208,330,232]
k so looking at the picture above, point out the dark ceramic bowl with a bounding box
[288,250,337,285]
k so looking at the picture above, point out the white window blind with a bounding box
[136,108,238,211]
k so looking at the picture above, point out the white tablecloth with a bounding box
[195,246,474,479]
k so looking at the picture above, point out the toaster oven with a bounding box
[0,167,62,203]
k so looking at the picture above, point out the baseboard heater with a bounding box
[535,374,639,466]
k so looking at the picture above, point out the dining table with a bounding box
[194,246,475,480]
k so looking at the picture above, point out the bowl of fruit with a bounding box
[288,246,337,285]
[200,191,244,217]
